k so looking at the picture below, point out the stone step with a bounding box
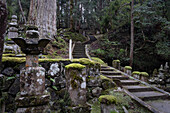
[100,68,115,71]
[106,75,129,80]
[72,53,86,55]
[120,80,140,85]
[101,66,109,69]
[132,91,168,101]
[73,56,87,59]
[100,71,122,75]
[123,85,154,92]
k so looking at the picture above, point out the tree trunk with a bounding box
[130,0,134,67]
[18,0,27,24]
[28,0,56,39]
[70,0,74,31]
[0,0,7,72]
[57,1,60,29]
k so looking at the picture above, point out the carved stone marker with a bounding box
[12,25,51,113]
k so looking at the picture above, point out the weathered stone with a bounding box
[102,80,116,90]
[48,63,60,77]
[8,77,20,95]
[100,104,117,113]
[92,87,102,97]
[47,87,59,101]
[87,76,102,87]
[16,105,50,113]
[2,67,14,76]
[68,105,91,113]
[65,64,87,106]
[15,93,50,107]
[20,67,45,96]
[45,78,51,88]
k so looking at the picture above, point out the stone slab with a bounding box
[132,91,168,101]
[123,85,154,92]
[147,100,170,113]
[106,75,129,80]
[101,68,115,71]
[120,80,139,85]
[101,71,122,75]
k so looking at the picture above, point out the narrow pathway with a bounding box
[100,66,170,113]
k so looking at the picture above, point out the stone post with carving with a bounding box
[12,25,51,113]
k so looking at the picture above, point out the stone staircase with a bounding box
[100,66,170,113]
[72,42,87,59]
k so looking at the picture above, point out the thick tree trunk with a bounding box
[130,0,134,67]
[0,0,7,72]
[28,0,56,39]
[70,0,74,31]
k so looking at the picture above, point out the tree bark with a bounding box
[70,0,74,31]
[130,0,134,67]
[28,0,56,38]
[18,0,27,24]
[0,0,7,72]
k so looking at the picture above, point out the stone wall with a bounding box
[0,59,104,113]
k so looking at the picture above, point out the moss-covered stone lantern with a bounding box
[12,25,51,113]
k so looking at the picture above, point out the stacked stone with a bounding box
[8,15,18,39]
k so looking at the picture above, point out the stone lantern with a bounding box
[12,25,51,113]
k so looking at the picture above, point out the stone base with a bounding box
[68,104,91,113]
[101,104,117,113]
[15,94,50,107]
[16,105,50,113]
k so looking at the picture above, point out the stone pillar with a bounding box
[8,15,18,39]
[12,26,51,113]
[99,95,117,113]
[65,63,91,112]
[65,63,87,105]
[132,71,140,79]
[140,72,149,82]
[112,60,120,70]
[124,66,132,75]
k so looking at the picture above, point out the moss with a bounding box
[63,31,87,42]
[98,95,117,105]
[132,71,140,75]
[113,60,120,63]
[100,75,112,81]
[2,57,26,63]
[78,58,95,67]
[91,57,107,66]
[71,80,78,89]
[140,72,149,77]
[2,54,25,57]
[70,71,83,81]
[124,66,132,70]
[65,63,86,70]
[39,58,70,63]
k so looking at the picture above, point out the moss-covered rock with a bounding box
[91,57,107,66]
[78,58,95,67]
[113,60,120,63]
[132,71,140,75]
[65,63,86,70]
[98,95,117,105]
[140,72,149,77]
[124,66,132,70]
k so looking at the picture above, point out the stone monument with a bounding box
[12,25,51,113]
